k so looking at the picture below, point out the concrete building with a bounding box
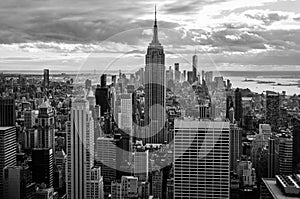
[134,150,149,182]
[96,137,116,195]
[32,148,54,188]
[144,7,166,144]
[0,127,16,198]
[90,167,104,199]
[230,124,242,173]
[3,166,36,199]
[37,101,55,150]
[66,98,94,199]
[174,119,230,198]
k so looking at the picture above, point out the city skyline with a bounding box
[0,1,300,199]
[0,0,299,71]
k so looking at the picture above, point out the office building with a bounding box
[174,120,230,198]
[90,167,104,199]
[118,93,133,134]
[35,187,56,199]
[266,91,280,130]
[187,71,193,84]
[0,97,16,126]
[134,150,149,182]
[261,175,300,198]
[96,137,116,194]
[121,176,138,199]
[151,167,163,199]
[66,98,94,199]
[236,160,256,187]
[0,127,16,198]
[205,71,213,84]
[144,7,166,144]
[43,69,50,87]
[268,136,279,178]
[111,181,121,199]
[230,124,242,173]
[292,117,300,173]
[174,63,180,82]
[234,88,243,126]
[268,133,293,177]
[192,53,198,83]
[24,110,35,129]
[278,134,293,175]
[32,148,54,188]
[101,74,107,87]
[37,101,55,149]
[95,84,110,116]
[259,124,272,140]
[3,166,36,199]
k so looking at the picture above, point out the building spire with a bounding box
[155,4,157,27]
[152,5,160,45]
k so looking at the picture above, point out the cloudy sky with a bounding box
[0,0,300,72]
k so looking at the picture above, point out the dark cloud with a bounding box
[245,11,289,25]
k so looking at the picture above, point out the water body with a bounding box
[2,70,300,95]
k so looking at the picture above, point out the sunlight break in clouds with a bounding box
[0,0,299,71]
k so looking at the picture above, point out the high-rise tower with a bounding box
[192,51,198,83]
[0,97,16,127]
[66,98,94,199]
[174,120,230,198]
[0,127,16,198]
[144,6,166,143]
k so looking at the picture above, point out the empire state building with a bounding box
[144,7,166,144]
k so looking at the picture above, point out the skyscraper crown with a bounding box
[151,5,161,46]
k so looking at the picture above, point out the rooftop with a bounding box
[174,119,230,129]
[263,178,300,199]
[0,126,15,131]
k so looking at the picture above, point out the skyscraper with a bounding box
[174,120,230,199]
[43,69,50,87]
[118,93,133,134]
[230,124,242,173]
[151,167,163,199]
[37,101,55,149]
[234,88,243,126]
[292,117,300,173]
[90,167,104,199]
[192,53,198,83]
[134,150,149,182]
[0,97,16,127]
[174,63,180,82]
[268,136,279,178]
[66,98,94,199]
[278,134,293,175]
[32,148,54,188]
[0,127,16,198]
[268,133,293,177]
[101,74,107,87]
[3,166,36,199]
[95,84,110,116]
[96,137,116,195]
[266,91,280,130]
[144,7,166,144]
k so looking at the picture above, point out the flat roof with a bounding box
[174,119,230,129]
[262,178,299,199]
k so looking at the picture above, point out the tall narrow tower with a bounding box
[66,98,94,199]
[144,6,166,143]
[192,50,198,83]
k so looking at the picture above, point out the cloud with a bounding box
[0,0,299,69]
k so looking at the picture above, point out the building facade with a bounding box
[174,120,230,199]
